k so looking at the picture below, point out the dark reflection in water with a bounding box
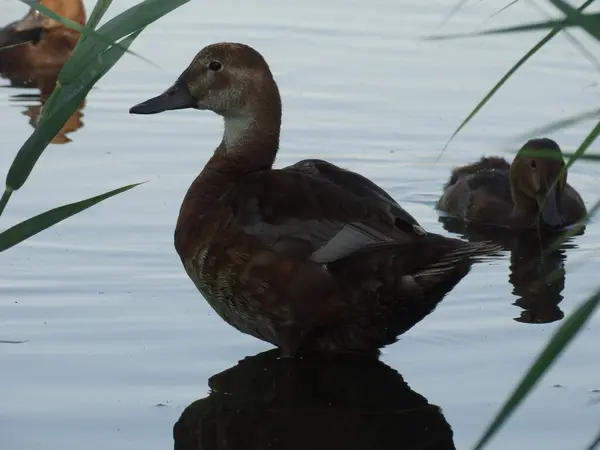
[174,349,456,450]
[439,216,584,324]
[1,72,85,144]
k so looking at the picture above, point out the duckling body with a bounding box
[130,42,501,357]
[0,0,85,80]
[437,139,586,230]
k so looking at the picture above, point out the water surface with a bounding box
[1,1,600,449]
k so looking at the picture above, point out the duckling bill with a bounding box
[129,42,502,357]
[437,138,586,230]
[0,10,44,49]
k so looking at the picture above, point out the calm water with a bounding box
[2,0,600,449]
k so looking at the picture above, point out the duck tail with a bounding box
[415,240,503,278]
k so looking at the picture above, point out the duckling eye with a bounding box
[530,160,537,169]
[208,61,222,71]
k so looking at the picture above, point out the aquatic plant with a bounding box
[0,0,190,252]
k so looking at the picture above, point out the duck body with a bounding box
[130,42,501,357]
[437,139,586,230]
[0,0,85,82]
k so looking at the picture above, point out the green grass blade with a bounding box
[516,106,600,141]
[584,427,600,450]
[85,0,114,30]
[440,0,472,26]
[4,29,142,198]
[424,12,600,41]
[0,189,12,216]
[430,0,595,162]
[62,0,190,80]
[18,0,139,62]
[527,0,600,72]
[562,118,600,172]
[562,152,600,161]
[472,289,600,450]
[0,182,143,252]
[546,0,600,42]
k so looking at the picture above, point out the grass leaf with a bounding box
[61,0,190,81]
[472,289,600,450]
[18,0,138,62]
[424,12,600,41]
[546,0,600,42]
[431,0,595,163]
[3,29,142,202]
[584,427,600,450]
[0,183,143,252]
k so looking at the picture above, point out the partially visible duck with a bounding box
[0,0,85,79]
[129,42,501,357]
[436,138,587,230]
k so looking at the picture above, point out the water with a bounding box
[1,0,600,448]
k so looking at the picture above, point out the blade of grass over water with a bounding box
[546,0,600,41]
[426,0,595,164]
[425,12,600,40]
[472,289,600,450]
[18,0,141,62]
[60,0,190,82]
[440,0,473,26]
[584,427,600,450]
[515,106,600,141]
[527,0,600,72]
[0,183,143,252]
[1,29,143,216]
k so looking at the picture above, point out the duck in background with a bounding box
[436,138,587,230]
[0,0,86,80]
[129,42,502,358]
[0,0,87,144]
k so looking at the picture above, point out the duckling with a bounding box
[436,138,586,230]
[0,0,85,79]
[129,42,502,357]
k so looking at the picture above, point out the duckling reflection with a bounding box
[173,349,456,450]
[439,216,583,324]
[4,73,85,144]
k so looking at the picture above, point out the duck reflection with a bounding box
[174,349,455,450]
[2,73,85,144]
[439,216,584,324]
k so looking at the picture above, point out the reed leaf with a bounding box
[0,183,143,252]
[472,288,600,450]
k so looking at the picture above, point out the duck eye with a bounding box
[208,61,222,71]
[530,160,537,169]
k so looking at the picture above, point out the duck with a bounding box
[0,0,85,80]
[129,42,502,357]
[436,138,587,230]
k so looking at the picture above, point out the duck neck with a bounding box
[205,100,282,177]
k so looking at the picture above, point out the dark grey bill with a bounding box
[537,184,563,228]
[129,78,196,115]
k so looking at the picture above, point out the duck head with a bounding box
[509,138,567,228]
[129,42,282,149]
[0,0,86,50]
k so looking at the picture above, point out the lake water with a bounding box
[2,0,600,449]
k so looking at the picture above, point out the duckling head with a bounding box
[0,0,86,50]
[510,138,567,228]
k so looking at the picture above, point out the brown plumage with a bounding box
[129,42,502,357]
[0,0,85,81]
[437,138,587,230]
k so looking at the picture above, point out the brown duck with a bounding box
[0,0,85,80]
[129,42,501,357]
[437,138,587,230]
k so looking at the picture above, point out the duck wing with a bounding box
[282,159,426,236]
[223,169,419,264]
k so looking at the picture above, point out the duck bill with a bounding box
[0,11,45,49]
[537,185,563,228]
[129,78,196,115]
